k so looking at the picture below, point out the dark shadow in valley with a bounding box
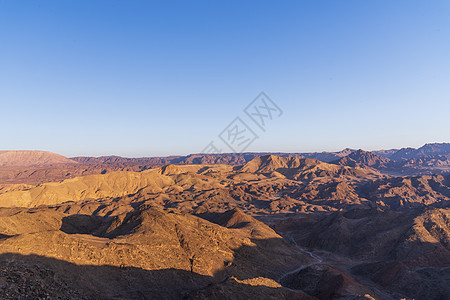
[0,252,211,300]
[0,233,12,239]
[56,205,450,300]
[0,252,311,300]
[60,214,104,234]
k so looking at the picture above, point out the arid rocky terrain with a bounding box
[0,145,449,299]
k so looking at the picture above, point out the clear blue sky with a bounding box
[1,1,449,157]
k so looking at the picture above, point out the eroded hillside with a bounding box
[0,155,449,299]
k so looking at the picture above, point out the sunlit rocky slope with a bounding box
[0,151,449,299]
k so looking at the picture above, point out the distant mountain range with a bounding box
[72,142,450,165]
[71,142,450,176]
[0,143,449,185]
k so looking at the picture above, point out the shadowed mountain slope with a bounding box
[334,149,392,169]
[391,143,450,160]
[274,207,450,300]
[0,206,314,299]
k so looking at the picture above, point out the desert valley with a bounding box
[0,143,449,299]
[3,1,450,299]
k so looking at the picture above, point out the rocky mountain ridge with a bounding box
[1,142,449,186]
[0,152,449,299]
